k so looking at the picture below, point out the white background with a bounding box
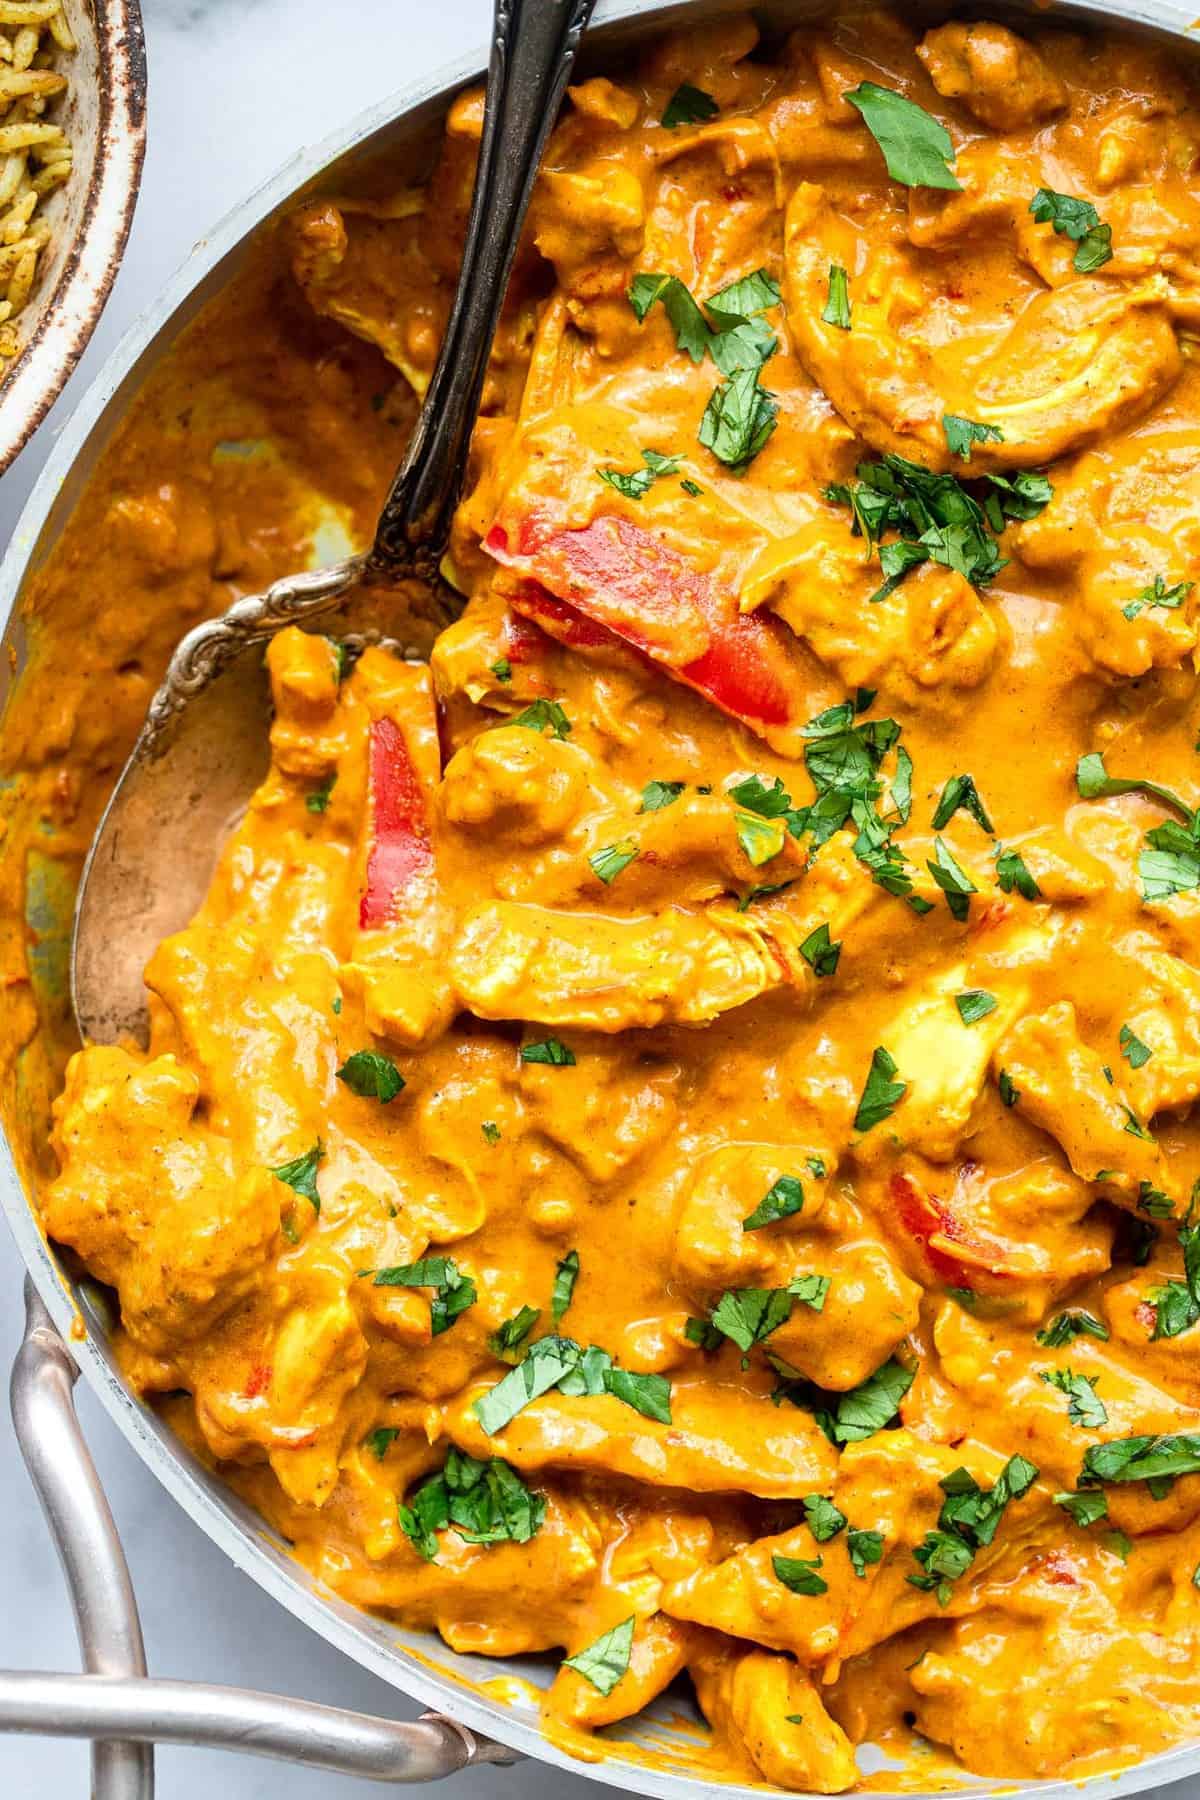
[0,1,601,1793]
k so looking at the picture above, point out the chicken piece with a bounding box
[1114,934,1200,1116]
[916,23,1066,132]
[520,1038,680,1186]
[45,1048,280,1356]
[266,628,343,783]
[673,1144,835,1289]
[994,1001,1173,1204]
[664,1431,1048,1668]
[547,1611,696,1730]
[288,195,448,398]
[861,964,1028,1165]
[689,1640,858,1793]
[445,1376,838,1499]
[741,520,998,704]
[907,1530,1200,1779]
[448,899,790,1033]
[928,1300,1200,1505]
[1011,432,1200,678]
[784,181,1181,472]
[439,725,595,848]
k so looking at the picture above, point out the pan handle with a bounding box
[7,1279,521,1788]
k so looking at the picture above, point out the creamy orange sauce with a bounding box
[7,9,1200,1790]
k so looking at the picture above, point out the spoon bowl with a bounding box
[71,0,595,1048]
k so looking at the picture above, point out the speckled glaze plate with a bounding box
[2,2,1200,1795]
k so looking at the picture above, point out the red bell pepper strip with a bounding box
[360,715,435,930]
[891,1169,1019,1290]
[485,513,806,740]
[508,579,653,664]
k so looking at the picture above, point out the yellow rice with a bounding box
[0,0,72,370]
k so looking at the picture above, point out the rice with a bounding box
[0,0,72,370]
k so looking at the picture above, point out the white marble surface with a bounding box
[0,1,600,1793]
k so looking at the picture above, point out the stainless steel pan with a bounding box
[3,0,1200,1793]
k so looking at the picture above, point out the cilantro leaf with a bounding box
[932,773,994,835]
[710,1286,795,1353]
[955,989,997,1025]
[789,1272,831,1311]
[472,1336,582,1435]
[846,82,961,189]
[1039,1367,1108,1429]
[551,1249,579,1323]
[603,1368,672,1423]
[1150,1279,1200,1341]
[272,1143,323,1212]
[1122,573,1193,620]
[848,1527,885,1577]
[799,922,842,978]
[489,658,512,684]
[337,1049,405,1104]
[597,448,684,500]
[365,1427,398,1460]
[372,1257,477,1336]
[773,1553,827,1595]
[589,837,639,884]
[1036,1310,1109,1348]
[1054,1488,1108,1527]
[995,845,1041,900]
[943,415,1003,462]
[661,82,719,128]
[1075,750,1190,818]
[564,1616,635,1695]
[821,263,852,329]
[481,1120,502,1146]
[1080,1433,1200,1486]
[998,1069,1020,1107]
[743,1174,805,1232]
[511,698,571,739]
[802,1495,847,1541]
[704,268,782,325]
[307,772,336,814]
[927,836,976,921]
[639,779,685,813]
[1120,1023,1153,1070]
[698,363,778,470]
[522,1037,576,1066]
[627,272,711,361]
[487,1305,540,1362]
[834,1358,914,1443]
[854,1045,907,1132]
[734,810,786,866]
[1029,188,1113,272]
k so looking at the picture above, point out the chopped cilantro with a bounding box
[932,773,994,835]
[802,1494,847,1541]
[337,1049,404,1104]
[661,82,719,128]
[639,779,686,813]
[855,1046,906,1132]
[589,837,639,884]
[773,1553,827,1595]
[1036,1310,1108,1348]
[271,1143,322,1212]
[371,1257,477,1336]
[821,263,852,329]
[743,1174,805,1232]
[955,989,997,1025]
[511,698,571,739]
[551,1249,579,1323]
[943,415,1003,462]
[799,922,842,978]
[597,448,684,500]
[845,82,960,189]
[521,1038,575,1067]
[563,1616,635,1695]
[1029,187,1113,272]
[927,836,976,921]
[1039,1367,1108,1429]
[1119,1023,1153,1070]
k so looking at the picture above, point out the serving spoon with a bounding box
[72,0,596,1049]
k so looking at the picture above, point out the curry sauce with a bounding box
[8,9,1200,1790]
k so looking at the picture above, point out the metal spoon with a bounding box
[72,0,595,1048]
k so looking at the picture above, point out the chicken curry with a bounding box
[8,7,1200,1790]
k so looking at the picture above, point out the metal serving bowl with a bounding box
[0,0,145,475]
[2,0,1200,1792]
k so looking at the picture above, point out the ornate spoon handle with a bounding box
[370,0,596,578]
